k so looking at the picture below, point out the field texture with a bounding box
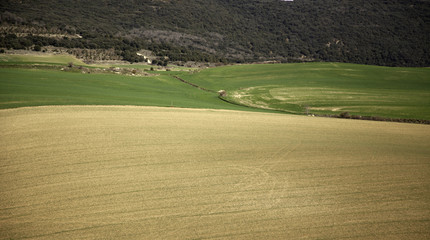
[0,53,260,112]
[179,63,430,119]
[1,106,429,239]
[1,55,429,120]
[0,67,250,111]
[0,54,86,66]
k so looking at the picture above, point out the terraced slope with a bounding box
[1,106,429,239]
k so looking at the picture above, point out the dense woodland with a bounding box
[0,0,429,66]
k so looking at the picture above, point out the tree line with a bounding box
[0,31,226,63]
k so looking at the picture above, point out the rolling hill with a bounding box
[0,1,429,238]
[177,62,430,120]
[1,0,429,66]
[1,54,429,120]
[0,47,429,240]
[1,105,429,239]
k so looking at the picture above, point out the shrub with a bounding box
[218,90,227,97]
[339,112,350,118]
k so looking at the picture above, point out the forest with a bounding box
[0,0,429,66]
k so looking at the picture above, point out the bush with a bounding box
[339,112,350,118]
[33,45,41,51]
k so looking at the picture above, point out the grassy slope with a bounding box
[178,63,430,119]
[0,54,87,66]
[1,106,429,239]
[0,68,248,110]
[1,54,429,119]
[0,54,253,111]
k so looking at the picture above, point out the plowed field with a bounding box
[1,106,429,239]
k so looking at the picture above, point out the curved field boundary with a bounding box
[176,63,430,120]
[219,95,430,124]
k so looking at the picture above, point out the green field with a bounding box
[178,63,430,119]
[0,54,256,112]
[0,68,231,110]
[1,54,429,120]
[1,106,429,239]
[0,54,87,66]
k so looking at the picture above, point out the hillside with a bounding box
[1,106,430,239]
[1,0,429,66]
[0,54,429,121]
[178,63,430,120]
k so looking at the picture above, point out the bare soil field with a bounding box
[1,106,429,239]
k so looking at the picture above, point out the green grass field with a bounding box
[0,68,217,109]
[0,53,86,66]
[0,54,259,112]
[178,63,430,119]
[1,54,429,120]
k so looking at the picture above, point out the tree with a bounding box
[33,45,41,51]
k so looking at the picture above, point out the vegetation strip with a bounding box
[217,95,296,115]
[315,112,430,125]
[172,75,215,93]
[221,95,430,124]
